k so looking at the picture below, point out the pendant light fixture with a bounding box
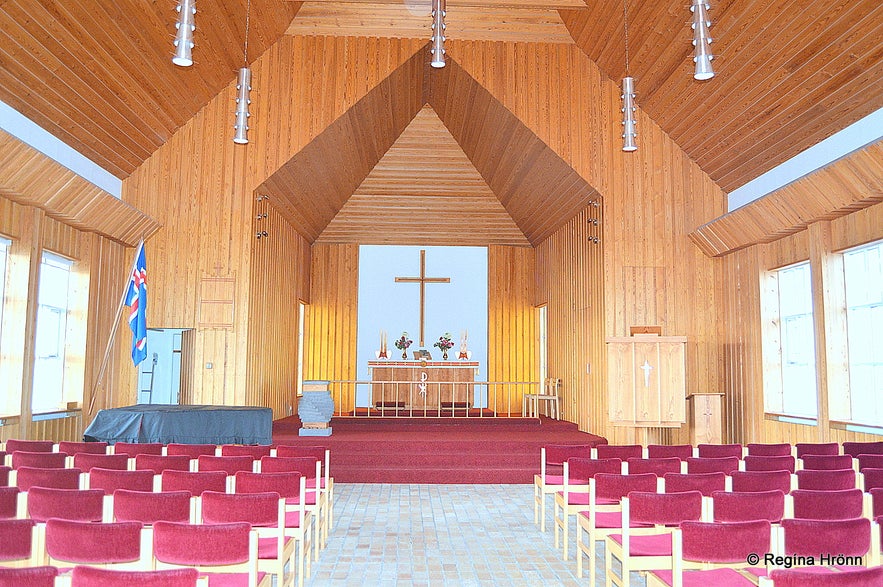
[691,0,715,80]
[430,0,446,68]
[233,0,252,144]
[621,0,637,152]
[172,0,196,67]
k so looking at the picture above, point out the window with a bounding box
[842,240,883,426]
[537,304,547,384]
[31,251,74,414]
[296,300,307,398]
[764,261,818,419]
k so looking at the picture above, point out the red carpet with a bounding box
[272,416,607,484]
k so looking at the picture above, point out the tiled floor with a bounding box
[305,484,623,587]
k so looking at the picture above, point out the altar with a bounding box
[368,360,479,409]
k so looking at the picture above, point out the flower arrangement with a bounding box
[433,332,455,353]
[394,333,413,350]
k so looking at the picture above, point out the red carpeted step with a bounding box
[272,415,606,484]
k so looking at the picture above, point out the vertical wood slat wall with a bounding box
[722,201,883,444]
[246,200,311,417]
[536,204,605,434]
[305,244,359,414]
[487,245,536,414]
[0,196,126,441]
[452,40,726,439]
[121,36,424,410]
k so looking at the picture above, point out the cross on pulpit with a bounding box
[395,249,450,347]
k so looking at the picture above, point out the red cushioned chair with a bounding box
[791,488,866,520]
[274,446,333,534]
[196,454,255,477]
[0,566,57,587]
[711,490,785,523]
[10,451,67,470]
[842,441,883,458]
[605,490,704,587]
[201,490,299,587]
[56,441,109,456]
[221,444,272,459]
[766,566,883,586]
[645,520,773,587]
[3,440,53,454]
[74,452,130,472]
[871,489,883,517]
[88,467,155,494]
[730,469,793,494]
[234,471,314,566]
[743,454,796,474]
[575,472,657,582]
[152,521,270,587]
[800,454,854,471]
[747,443,792,456]
[160,469,227,495]
[553,457,622,554]
[0,465,9,487]
[794,442,840,459]
[855,453,883,472]
[795,468,857,491]
[45,518,148,571]
[26,486,105,522]
[663,472,726,496]
[112,489,193,524]
[696,443,742,458]
[14,466,82,491]
[0,487,18,519]
[596,444,643,460]
[260,456,327,549]
[532,444,593,532]
[165,443,217,458]
[646,444,693,460]
[0,518,41,566]
[685,456,740,475]
[863,468,883,492]
[626,457,682,477]
[134,454,191,475]
[111,442,163,458]
[779,517,880,569]
[71,565,199,587]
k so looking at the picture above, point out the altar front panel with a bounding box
[368,361,478,409]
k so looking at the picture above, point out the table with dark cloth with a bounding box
[83,404,273,445]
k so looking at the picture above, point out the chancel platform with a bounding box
[83,404,273,445]
[368,360,479,410]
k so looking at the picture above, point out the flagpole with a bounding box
[88,238,144,417]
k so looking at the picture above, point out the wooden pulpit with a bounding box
[606,334,687,430]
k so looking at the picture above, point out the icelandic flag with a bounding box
[125,242,148,366]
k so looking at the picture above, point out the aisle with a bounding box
[305,484,593,586]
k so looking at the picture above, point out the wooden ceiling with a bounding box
[317,106,530,246]
[0,0,880,211]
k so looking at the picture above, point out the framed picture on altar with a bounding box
[413,350,432,360]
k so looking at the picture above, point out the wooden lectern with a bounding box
[606,333,687,439]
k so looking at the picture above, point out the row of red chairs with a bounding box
[1,472,318,587]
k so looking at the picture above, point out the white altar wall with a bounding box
[357,245,488,407]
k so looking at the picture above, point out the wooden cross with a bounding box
[395,249,450,347]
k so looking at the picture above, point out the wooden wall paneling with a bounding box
[449,41,726,441]
[487,245,536,414]
[305,244,359,414]
[536,204,604,433]
[246,199,312,418]
[122,35,423,407]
